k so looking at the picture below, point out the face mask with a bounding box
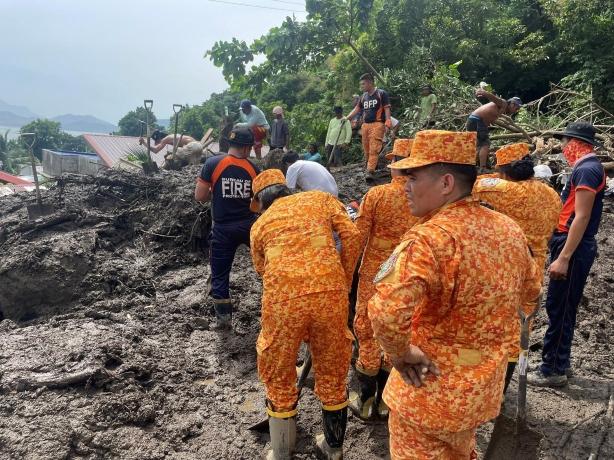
[562,138,593,166]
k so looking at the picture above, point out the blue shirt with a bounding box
[558,154,605,238]
[302,152,322,163]
[199,154,260,224]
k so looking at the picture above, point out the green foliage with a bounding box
[117,107,161,137]
[125,145,151,165]
[17,119,87,160]
[286,102,330,149]
[169,92,243,140]
[203,0,614,164]
[19,119,64,160]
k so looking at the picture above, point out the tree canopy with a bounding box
[199,0,614,150]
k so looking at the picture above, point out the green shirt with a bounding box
[419,93,438,122]
[325,118,352,146]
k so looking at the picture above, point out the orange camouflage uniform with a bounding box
[250,190,361,413]
[354,176,418,375]
[369,197,541,459]
[476,142,562,361]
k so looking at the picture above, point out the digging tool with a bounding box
[142,99,159,174]
[484,298,543,459]
[172,104,183,156]
[248,351,312,432]
[327,119,348,169]
[20,133,55,220]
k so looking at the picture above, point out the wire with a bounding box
[208,0,305,13]
[269,0,304,5]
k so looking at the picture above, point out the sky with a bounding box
[0,0,307,124]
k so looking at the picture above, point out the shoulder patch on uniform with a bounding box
[373,240,412,283]
[479,178,502,188]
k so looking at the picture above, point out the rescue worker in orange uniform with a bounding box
[368,130,542,459]
[249,169,361,460]
[350,138,419,421]
[344,73,393,181]
[473,143,561,392]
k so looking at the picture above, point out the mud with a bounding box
[0,165,612,459]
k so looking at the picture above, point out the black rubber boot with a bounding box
[375,369,390,418]
[348,371,377,420]
[316,406,347,459]
[212,298,232,330]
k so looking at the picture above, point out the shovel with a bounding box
[248,350,312,432]
[20,133,55,220]
[327,119,348,169]
[484,299,543,459]
[171,104,183,156]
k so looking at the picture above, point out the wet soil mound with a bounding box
[0,168,211,321]
[0,165,611,459]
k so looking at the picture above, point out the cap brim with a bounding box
[388,157,438,170]
[553,133,601,147]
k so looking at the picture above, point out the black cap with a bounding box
[151,130,167,142]
[333,106,343,113]
[554,121,601,147]
[282,151,299,163]
[227,126,254,147]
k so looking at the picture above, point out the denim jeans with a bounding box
[540,233,597,376]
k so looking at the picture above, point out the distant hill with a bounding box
[0,99,39,119]
[0,110,35,127]
[0,100,117,133]
[52,114,117,133]
[158,119,170,128]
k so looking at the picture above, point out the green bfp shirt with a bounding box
[419,93,438,122]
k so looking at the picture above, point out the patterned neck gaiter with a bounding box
[562,138,593,166]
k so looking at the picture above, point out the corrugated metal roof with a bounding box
[83,134,272,168]
[0,170,33,186]
[82,134,169,167]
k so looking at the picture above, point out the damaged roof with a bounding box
[0,170,33,186]
[82,134,169,168]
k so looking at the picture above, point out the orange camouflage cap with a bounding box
[250,169,286,212]
[385,138,413,161]
[389,130,476,170]
[495,143,530,167]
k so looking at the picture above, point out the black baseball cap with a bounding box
[227,126,254,147]
[282,151,299,163]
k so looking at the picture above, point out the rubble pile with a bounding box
[0,165,611,459]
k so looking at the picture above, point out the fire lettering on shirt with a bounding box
[221,177,251,199]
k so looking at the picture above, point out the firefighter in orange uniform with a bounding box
[473,143,561,392]
[368,130,542,459]
[249,169,361,460]
[350,138,419,420]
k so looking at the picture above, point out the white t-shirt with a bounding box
[285,160,339,197]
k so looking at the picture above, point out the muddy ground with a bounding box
[0,164,612,459]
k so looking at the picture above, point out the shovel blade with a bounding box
[484,414,542,460]
[27,203,55,220]
[248,417,270,432]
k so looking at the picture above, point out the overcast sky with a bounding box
[0,0,306,124]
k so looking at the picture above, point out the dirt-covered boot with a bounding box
[315,406,347,460]
[211,298,232,331]
[266,415,296,460]
[348,371,377,421]
[375,369,390,419]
